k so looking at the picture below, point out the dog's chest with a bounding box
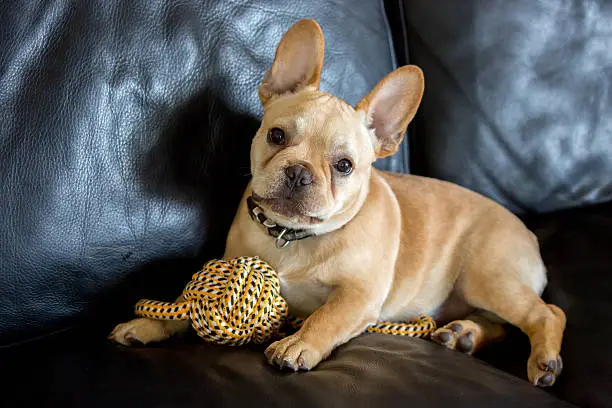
[235,218,334,317]
[279,276,331,317]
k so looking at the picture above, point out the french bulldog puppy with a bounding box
[110,19,566,387]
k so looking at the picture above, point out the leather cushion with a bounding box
[0,0,400,346]
[401,0,612,214]
[1,325,574,408]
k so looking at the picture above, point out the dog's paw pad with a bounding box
[448,323,463,333]
[529,354,563,387]
[456,331,474,353]
[542,359,557,372]
[432,321,480,355]
[536,373,554,387]
[432,329,453,345]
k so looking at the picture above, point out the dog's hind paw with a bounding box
[529,352,563,387]
[432,322,478,354]
[431,318,505,355]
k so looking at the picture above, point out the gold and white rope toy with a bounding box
[135,257,436,346]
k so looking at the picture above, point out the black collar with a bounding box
[247,196,314,248]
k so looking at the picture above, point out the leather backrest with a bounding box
[0,1,400,345]
[400,0,612,214]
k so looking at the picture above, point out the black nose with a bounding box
[284,164,313,190]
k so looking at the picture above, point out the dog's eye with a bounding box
[335,159,353,175]
[267,128,286,145]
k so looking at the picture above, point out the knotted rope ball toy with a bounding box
[135,257,287,345]
[135,256,436,346]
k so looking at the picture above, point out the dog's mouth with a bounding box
[251,193,324,226]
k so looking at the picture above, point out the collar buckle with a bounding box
[247,195,313,249]
[275,228,290,248]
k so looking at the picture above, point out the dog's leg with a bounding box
[109,295,191,346]
[264,286,379,371]
[431,313,506,355]
[460,268,566,387]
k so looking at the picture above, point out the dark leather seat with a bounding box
[1,1,610,407]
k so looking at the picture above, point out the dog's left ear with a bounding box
[356,66,424,158]
[258,19,325,107]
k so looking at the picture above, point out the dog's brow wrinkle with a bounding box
[295,116,307,135]
[340,101,355,114]
[311,93,332,104]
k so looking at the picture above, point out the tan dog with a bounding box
[110,19,566,387]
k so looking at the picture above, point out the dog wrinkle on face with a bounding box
[294,115,308,138]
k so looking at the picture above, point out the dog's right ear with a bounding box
[258,19,325,107]
[356,66,424,159]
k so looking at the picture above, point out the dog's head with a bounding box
[250,19,424,233]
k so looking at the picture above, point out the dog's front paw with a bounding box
[264,334,324,371]
[108,318,170,347]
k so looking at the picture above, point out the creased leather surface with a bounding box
[1,326,574,408]
[402,0,612,214]
[0,0,399,346]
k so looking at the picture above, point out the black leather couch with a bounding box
[2,1,611,407]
